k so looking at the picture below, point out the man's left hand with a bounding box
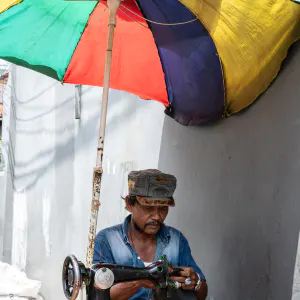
[170,267,198,290]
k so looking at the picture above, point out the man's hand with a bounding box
[171,267,208,299]
[170,267,198,290]
[110,280,157,300]
[138,279,157,289]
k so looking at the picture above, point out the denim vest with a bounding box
[93,215,205,300]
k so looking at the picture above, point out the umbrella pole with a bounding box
[86,0,121,267]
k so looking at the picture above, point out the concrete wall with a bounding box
[0,66,165,300]
[0,167,4,260]
[0,66,15,262]
[159,42,300,300]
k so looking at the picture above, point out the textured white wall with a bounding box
[0,65,14,263]
[159,42,300,300]
[0,66,165,300]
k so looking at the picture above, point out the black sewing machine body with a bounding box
[62,254,196,300]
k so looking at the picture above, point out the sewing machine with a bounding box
[61,254,195,300]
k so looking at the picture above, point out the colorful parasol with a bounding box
[0,0,299,125]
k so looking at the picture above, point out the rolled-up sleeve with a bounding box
[179,233,206,281]
[93,231,115,264]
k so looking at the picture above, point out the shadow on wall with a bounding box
[7,84,138,192]
[159,41,300,300]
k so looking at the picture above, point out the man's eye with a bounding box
[143,206,153,212]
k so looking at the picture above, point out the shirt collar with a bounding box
[122,214,170,244]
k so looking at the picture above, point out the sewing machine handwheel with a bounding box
[62,255,83,300]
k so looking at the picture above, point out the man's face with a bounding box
[127,199,169,235]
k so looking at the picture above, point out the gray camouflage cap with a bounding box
[128,169,176,207]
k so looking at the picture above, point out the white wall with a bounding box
[0,66,14,262]
[0,66,165,300]
[159,42,300,300]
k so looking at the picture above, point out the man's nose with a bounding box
[151,208,161,220]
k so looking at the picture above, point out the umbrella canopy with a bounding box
[0,0,225,125]
[0,0,299,125]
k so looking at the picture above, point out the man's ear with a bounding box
[125,196,133,213]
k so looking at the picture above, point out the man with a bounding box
[93,169,208,300]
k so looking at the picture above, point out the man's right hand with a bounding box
[138,280,157,289]
[110,280,157,300]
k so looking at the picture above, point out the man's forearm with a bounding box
[110,281,147,300]
[194,281,208,300]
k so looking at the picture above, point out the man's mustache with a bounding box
[145,221,162,227]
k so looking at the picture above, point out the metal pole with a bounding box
[86,0,121,266]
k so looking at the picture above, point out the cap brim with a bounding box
[136,195,175,207]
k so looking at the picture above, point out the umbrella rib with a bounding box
[120,1,199,26]
[118,7,149,28]
[86,2,198,29]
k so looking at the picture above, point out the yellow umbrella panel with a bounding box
[181,0,300,115]
[0,0,22,13]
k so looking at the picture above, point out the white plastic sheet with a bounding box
[0,297,44,300]
[0,262,41,299]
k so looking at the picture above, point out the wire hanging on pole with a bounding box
[121,1,199,26]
